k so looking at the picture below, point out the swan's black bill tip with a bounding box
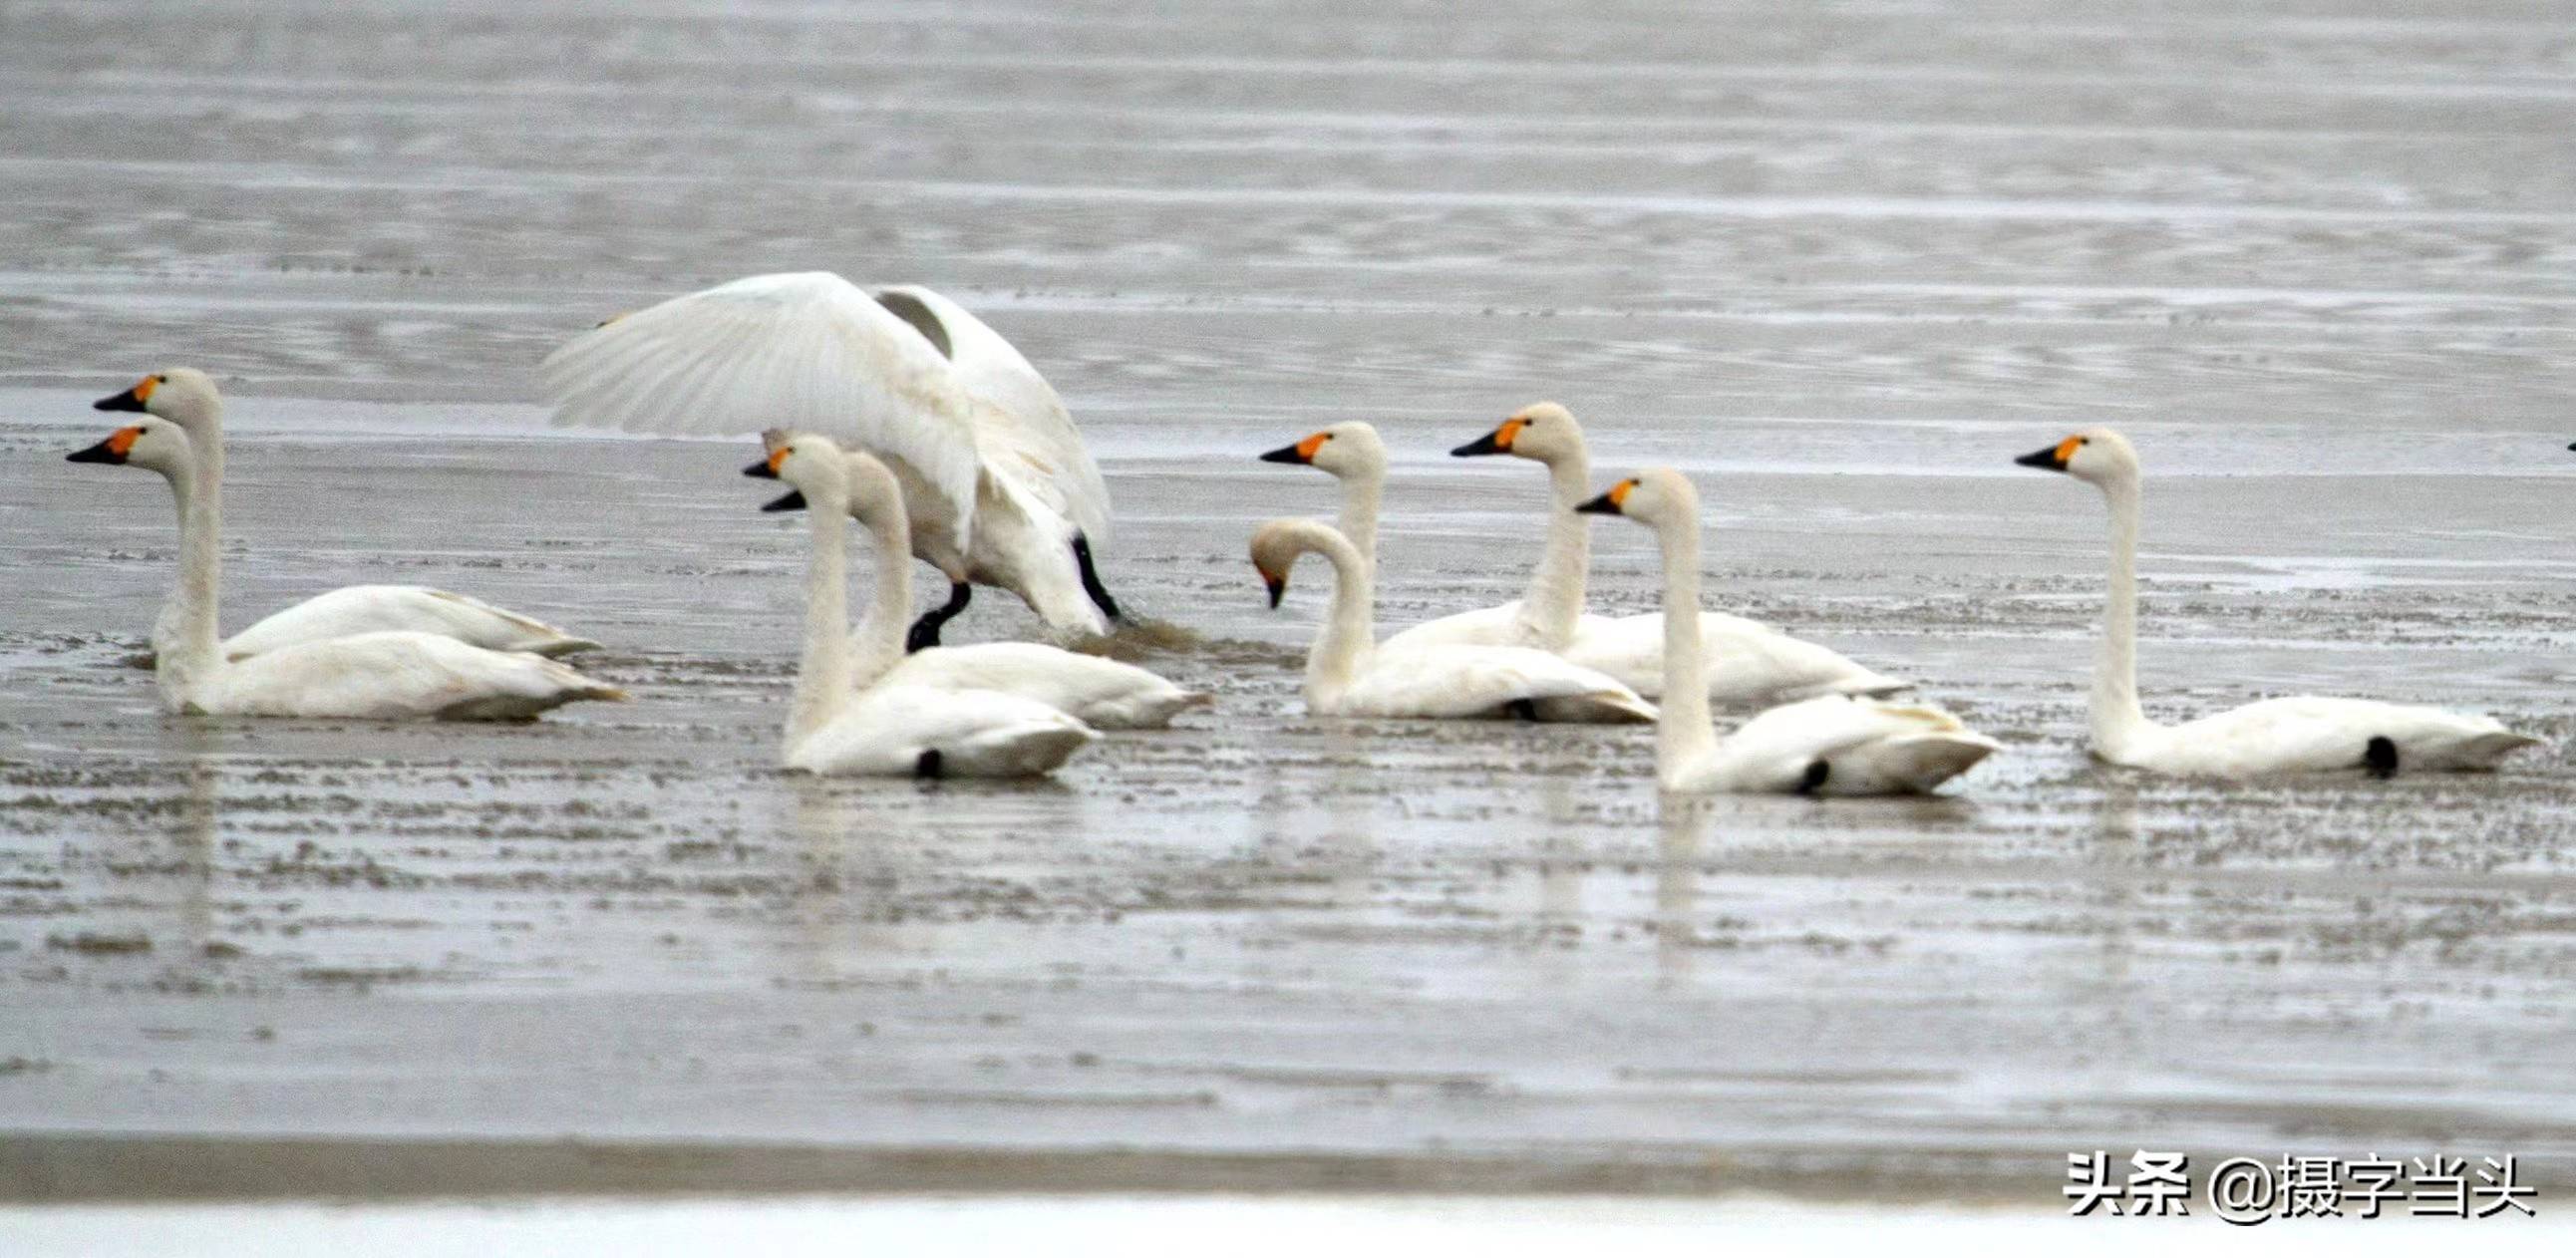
[761,489,807,513]
[66,439,124,465]
[1256,444,1308,466]
[94,388,147,413]
[2014,447,2069,472]
[1573,491,1621,515]
[1262,575,1285,609]
[1451,431,1504,458]
[743,459,779,479]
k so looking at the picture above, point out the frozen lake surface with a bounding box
[3,0,2575,1210]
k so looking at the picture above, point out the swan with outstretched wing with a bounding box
[541,272,1121,647]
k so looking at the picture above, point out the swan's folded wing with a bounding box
[878,285,1113,544]
[540,271,982,548]
[1349,644,1642,719]
[1713,696,1967,786]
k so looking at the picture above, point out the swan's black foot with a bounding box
[906,581,972,653]
[1796,760,1832,794]
[2364,736,2399,780]
[1073,532,1121,622]
[1506,698,1539,722]
[914,749,945,779]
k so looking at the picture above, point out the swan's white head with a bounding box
[1258,421,1384,479]
[744,429,849,514]
[1248,518,1337,609]
[1573,467,1698,527]
[95,367,221,430]
[1454,401,1582,465]
[2015,426,2138,487]
[67,416,191,483]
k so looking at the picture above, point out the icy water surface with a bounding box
[3,0,2576,1207]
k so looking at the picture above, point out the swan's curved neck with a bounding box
[848,491,914,685]
[164,413,226,711]
[2093,478,2154,759]
[1515,451,1593,644]
[1651,509,1718,787]
[788,487,854,750]
[1301,527,1376,709]
[1337,464,1383,571]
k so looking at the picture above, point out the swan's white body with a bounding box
[755,434,1096,778]
[1266,412,1903,704]
[72,390,622,722]
[2021,427,2539,779]
[816,442,1206,730]
[1582,469,1997,795]
[1249,518,1657,723]
[218,585,598,661]
[543,272,1115,638]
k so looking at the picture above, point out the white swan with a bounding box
[542,272,1120,650]
[1259,408,1905,703]
[66,419,624,721]
[2018,428,2540,778]
[1249,518,1657,723]
[748,436,1097,778]
[94,370,599,661]
[763,430,1208,730]
[1576,470,1998,794]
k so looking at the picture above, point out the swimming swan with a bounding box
[95,370,599,661]
[747,437,1096,778]
[1576,469,1998,794]
[1248,518,1656,723]
[543,272,1120,650]
[2017,427,2539,778]
[1260,409,1904,703]
[764,431,1208,730]
[66,418,624,720]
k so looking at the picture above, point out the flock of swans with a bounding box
[59,271,2545,793]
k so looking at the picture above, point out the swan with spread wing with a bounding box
[542,272,1120,649]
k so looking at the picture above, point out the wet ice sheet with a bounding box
[4,0,2576,1207]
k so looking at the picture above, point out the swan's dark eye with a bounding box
[2079,438,2090,446]
[155,374,168,384]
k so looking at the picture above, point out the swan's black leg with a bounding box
[907,581,972,653]
[1506,698,1539,722]
[1796,760,1832,794]
[1072,532,1122,621]
[2364,736,2399,780]
[914,749,945,779]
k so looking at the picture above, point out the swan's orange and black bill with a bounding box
[762,490,807,513]
[1257,567,1286,608]
[2015,437,2081,472]
[1451,418,1522,458]
[744,447,788,479]
[94,375,160,413]
[67,427,143,465]
[1573,479,1635,515]
[1259,432,1328,465]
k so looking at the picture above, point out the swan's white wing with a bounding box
[222,586,598,661]
[878,285,1113,544]
[881,642,1205,729]
[205,631,623,721]
[540,272,983,547]
[1563,612,1906,704]
[1377,602,1530,654]
[1340,644,1653,721]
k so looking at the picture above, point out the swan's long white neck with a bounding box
[1336,463,1383,571]
[788,481,855,751]
[164,404,227,711]
[1516,450,1592,645]
[2092,476,2155,759]
[1299,525,1377,709]
[845,463,914,685]
[1650,507,1718,787]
